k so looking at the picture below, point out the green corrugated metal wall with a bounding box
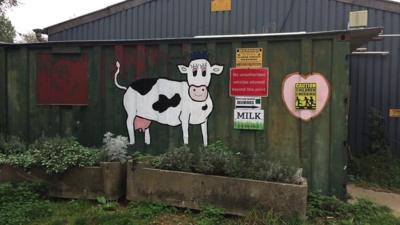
[0,33,349,197]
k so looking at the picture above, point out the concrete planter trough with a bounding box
[126,161,308,217]
[0,162,126,200]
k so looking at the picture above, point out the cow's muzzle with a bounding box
[189,85,208,102]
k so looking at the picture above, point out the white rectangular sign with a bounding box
[235,97,262,109]
[234,109,264,130]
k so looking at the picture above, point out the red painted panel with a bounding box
[229,68,269,97]
[36,53,88,105]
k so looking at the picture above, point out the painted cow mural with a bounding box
[114,53,224,146]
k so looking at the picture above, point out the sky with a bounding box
[5,0,400,38]
[6,0,123,37]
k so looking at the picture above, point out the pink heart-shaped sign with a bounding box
[282,72,331,121]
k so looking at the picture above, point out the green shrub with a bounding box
[0,137,101,174]
[0,182,52,225]
[244,155,301,184]
[27,137,100,174]
[152,145,193,172]
[0,135,26,154]
[193,141,235,176]
[1,151,39,168]
[151,142,302,185]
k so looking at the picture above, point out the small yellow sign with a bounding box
[389,109,400,118]
[236,48,263,68]
[211,0,232,12]
[295,83,317,110]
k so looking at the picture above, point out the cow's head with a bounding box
[177,52,223,102]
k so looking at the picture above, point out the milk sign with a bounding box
[234,109,264,130]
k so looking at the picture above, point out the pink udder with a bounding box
[134,117,151,132]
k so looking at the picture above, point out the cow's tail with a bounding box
[114,61,127,90]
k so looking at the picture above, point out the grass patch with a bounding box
[1,183,400,225]
[0,182,52,225]
[307,192,400,225]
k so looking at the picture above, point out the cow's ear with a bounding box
[177,65,188,74]
[210,65,223,75]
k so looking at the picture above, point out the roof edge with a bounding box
[1,28,382,48]
[43,0,153,35]
[335,0,400,14]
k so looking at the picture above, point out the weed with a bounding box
[195,206,225,225]
[96,196,118,211]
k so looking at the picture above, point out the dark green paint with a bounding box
[267,41,301,166]
[329,40,349,198]
[7,48,29,140]
[311,40,333,194]
[0,34,350,197]
[0,47,6,136]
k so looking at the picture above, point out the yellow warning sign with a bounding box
[211,0,232,12]
[295,83,317,110]
[236,48,263,68]
[390,109,400,117]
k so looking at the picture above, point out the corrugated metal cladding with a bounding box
[47,0,400,155]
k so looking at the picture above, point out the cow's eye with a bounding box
[193,69,197,77]
[202,70,207,77]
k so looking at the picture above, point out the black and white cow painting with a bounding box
[114,53,223,146]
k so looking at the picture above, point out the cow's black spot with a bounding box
[152,94,181,113]
[130,78,158,95]
[202,104,208,111]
